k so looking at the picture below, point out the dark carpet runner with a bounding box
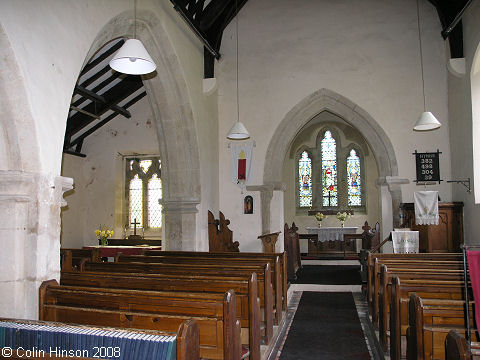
[279,292,370,360]
[291,265,362,285]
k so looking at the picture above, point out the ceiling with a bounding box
[63,0,470,158]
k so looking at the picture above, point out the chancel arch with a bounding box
[264,88,404,241]
[62,9,201,251]
[471,42,480,203]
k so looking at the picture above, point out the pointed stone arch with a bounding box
[0,23,40,171]
[264,88,404,231]
[85,9,201,250]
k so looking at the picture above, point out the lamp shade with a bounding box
[109,39,156,75]
[413,111,441,131]
[227,121,250,140]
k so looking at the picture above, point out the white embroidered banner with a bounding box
[414,191,439,225]
[229,141,254,188]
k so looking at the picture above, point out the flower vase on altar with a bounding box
[336,212,348,228]
[96,226,114,247]
[315,212,326,228]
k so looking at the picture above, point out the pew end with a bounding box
[445,330,471,360]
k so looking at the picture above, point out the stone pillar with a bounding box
[246,183,286,234]
[162,198,199,251]
[377,176,409,228]
[0,170,73,319]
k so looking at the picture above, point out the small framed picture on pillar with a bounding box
[244,195,253,214]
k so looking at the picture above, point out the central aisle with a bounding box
[278,292,370,360]
[267,260,381,360]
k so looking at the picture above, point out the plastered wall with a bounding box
[448,1,480,245]
[61,98,161,248]
[217,0,451,252]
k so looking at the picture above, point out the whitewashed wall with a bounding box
[217,0,451,252]
[0,0,218,318]
[448,1,480,245]
[61,98,160,248]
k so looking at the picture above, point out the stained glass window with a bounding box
[298,151,312,207]
[129,174,143,228]
[148,174,162,228]
[321,131,338,206]
[347,149,362,206]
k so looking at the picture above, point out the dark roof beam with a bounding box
[80,65,112,89]
[66,76,143,137]
[67,91,147,148]
[199,0,233,31]
[170,0,221,59]
[75,85,131,118]
[81,40,124,75]
[71,71,123,108]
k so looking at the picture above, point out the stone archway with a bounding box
[85,10,201,250]
[264,88,406,232]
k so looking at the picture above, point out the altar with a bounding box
[305,226,359,258]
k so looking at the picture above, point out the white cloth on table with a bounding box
[414,191,439,225]
[391,230,419,253]
[305,227,358,242]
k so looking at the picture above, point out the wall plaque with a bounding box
[413,150,442,183]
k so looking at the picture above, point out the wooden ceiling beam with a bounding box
[66,76,143,137]
[74,85,131,118]
[80,65,112,89]
[71,71,123,108]
[67,91,147,148]
[81,40,124,75]
[199,0,233,31]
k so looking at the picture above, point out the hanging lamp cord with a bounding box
[134,0,137,39]
[416,0,426,112]
[236,0,240,124]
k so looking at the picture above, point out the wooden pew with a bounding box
[388,275,472,360]
[60,249,100,271]
[39,280,243,360]
[376,261,465,338]
[406,294,478,360]
[0,317,199,360]
[370,257,464,324]
[78,259,276,334]
[367,252,463,313]
[445,330,472,360]
[112,253,284,324]
[208,211,239,252]
[284,223,301,281]
[61,269,265,352]
[143,250,289,312]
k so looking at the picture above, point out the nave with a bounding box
[269,260,380,360]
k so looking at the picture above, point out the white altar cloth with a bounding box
[305,226,359,242]
[391,230,419,254]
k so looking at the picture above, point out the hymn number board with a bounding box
[413,150,442,183]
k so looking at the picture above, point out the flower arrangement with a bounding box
[336,212,349,227]
[96,226,114,246]
[315,212,326,227]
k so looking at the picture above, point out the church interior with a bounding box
[1,0,480,358]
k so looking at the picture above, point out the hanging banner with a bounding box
[229,141,255,188]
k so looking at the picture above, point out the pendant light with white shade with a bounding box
[227,0,250,140]
[413,0,441,131]
[109,0,156,75]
